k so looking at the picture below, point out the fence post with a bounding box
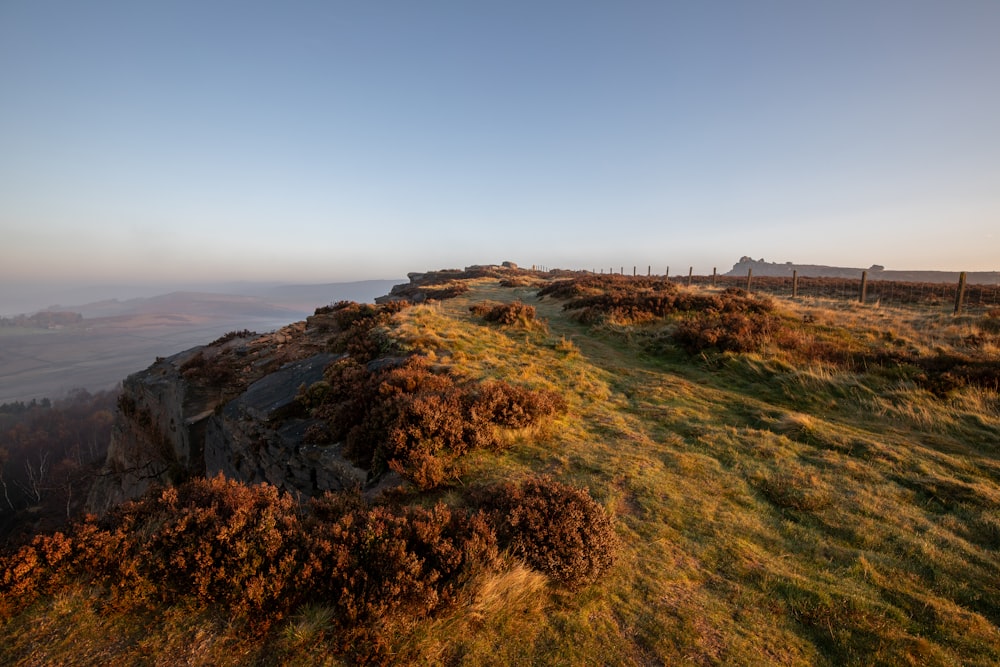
[859,270,868,304]
[621,266,624,275]
[633,266,636,277]
[666,266,670,282]
[746,267,753,292]
[954,271,967,315]
[647,265,651,277]
[712,267,717,287]
[687,267,693,287]
[792,270,798,298]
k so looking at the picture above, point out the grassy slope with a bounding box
[3,278,999,665]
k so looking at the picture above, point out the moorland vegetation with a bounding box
[1,267,999,665]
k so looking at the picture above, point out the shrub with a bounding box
[210,329,255,347]
[316,301,408,362]
[0,477,501,651]
[316,357,567,489]
[673,309,779,354]
[476,476,618,589]
[542,278,776,328]
[469,301,537,326]
[101,476,308,623]
[304,501,498,628]
[179,350,237,386]
[471,381,566,430]
[0,531,75,618]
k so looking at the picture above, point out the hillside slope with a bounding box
[3,267,1000,665]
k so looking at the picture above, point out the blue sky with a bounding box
[2,0,998,286]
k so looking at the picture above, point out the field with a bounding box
[2,272,998,665]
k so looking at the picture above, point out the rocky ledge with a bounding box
[86,317,369,514]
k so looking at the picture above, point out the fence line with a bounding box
[569,266,1000,314]
[694,273,999,314]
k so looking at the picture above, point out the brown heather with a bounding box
[3,269,1000,665]
[312,356,565,489]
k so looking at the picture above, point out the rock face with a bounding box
[204,352,365,494]
[86,320,369,514]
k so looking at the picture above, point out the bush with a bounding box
[102,476,308,622]
[316,301,408,362]
[179,350,237,386]
[476,476,618,589]
[541,277,776,328]
[672,309,779,354]
[304,501,498,627]
[316,357,567,489]
[0,477,500,651]
[209,329,255,347]
[469,301,537,326]
[471,381,566,430]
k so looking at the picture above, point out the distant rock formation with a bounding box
[725,258,1000,284]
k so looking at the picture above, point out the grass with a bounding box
[2,276,999,664]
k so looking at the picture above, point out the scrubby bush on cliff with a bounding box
[313,357,566,489]
[315,300,408,362]
[475,476,618,589]
[179,350,238,386]
[209,329,255,347]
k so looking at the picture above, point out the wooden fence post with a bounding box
[792,270,798,298]
[954,271,967,315]
[746,267,753,292]
[647,265,651,277]
[859,271,868,304]
[712,267,717,286]
[687,267,693,287]
[665,266,670,282]
[633,266,636,277]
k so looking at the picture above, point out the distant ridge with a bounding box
[724,257,1000,284]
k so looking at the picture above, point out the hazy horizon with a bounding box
[0,277,407,319]
[2,2,998,288]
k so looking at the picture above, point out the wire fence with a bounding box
[578,266,1000,315]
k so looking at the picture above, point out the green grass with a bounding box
[3,277,999,665]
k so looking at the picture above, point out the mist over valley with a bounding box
[0,279,401,404]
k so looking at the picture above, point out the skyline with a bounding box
[2,1,999,289]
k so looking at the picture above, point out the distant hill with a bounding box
[724,257,1000,284]
[35,280,404,320]
[0,280,403,404]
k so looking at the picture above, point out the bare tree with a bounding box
[19,450,50,505]
[0,447,13,510]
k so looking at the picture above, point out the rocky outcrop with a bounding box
[204,352,366,495]
[86,319,369,514]
[86,267,557,514]
[86,346,218,512]
[375,264,519,304]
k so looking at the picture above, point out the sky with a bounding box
[2,0,999,291]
